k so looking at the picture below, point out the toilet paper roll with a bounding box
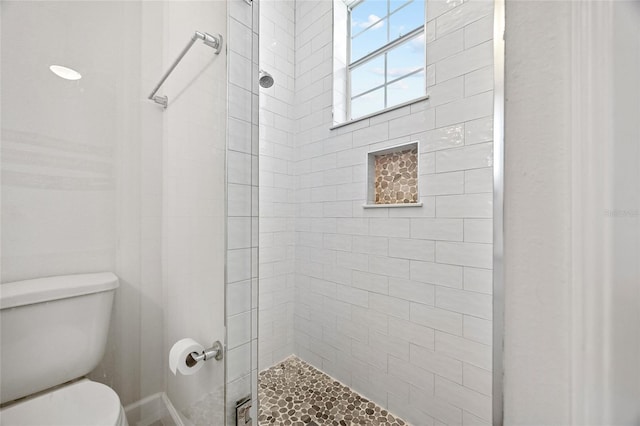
[169,338,205,376]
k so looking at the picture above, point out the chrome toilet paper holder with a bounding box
[185,340,223,367]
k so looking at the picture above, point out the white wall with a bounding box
[258,0,297,371]
[1,1,120,283]
[135,0,166,400]
[99,1,166,405]
[0,1,164,406]
[286,0,495,424]
[161,2,227,422]
[604,4,640,422]
[502,1,572,423]
[503,1,640,424]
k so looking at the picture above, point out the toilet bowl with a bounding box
[0,273,127,425]
[0,380,127,426]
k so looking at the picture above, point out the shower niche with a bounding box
[364,142,422,207]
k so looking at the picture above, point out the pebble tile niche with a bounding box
[258,356,409,426]
[373,146,418,204]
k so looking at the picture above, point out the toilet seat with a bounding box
[0,379,127,426]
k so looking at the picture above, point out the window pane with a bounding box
[351,0,388,35]
[386,33,425,81]
[389,0,424,42]
[351,18,388,62]
[351,87,385,119]
[348,0,427,120]
[351,56,385,97]
[389,0,411,12]
[387,71,425,107]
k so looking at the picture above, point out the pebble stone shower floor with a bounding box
[258,356,409,426]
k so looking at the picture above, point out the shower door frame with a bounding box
[492,0,505,424]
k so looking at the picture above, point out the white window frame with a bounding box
[346,0,427,120]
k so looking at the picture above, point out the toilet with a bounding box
[0,273,128,426]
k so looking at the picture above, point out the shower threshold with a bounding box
[258,356,408,426]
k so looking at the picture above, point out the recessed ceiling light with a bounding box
[49,65,82,81]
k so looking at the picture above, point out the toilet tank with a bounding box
[0,272,119,404]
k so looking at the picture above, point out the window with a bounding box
[347,0,426,120]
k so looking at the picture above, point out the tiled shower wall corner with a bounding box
[291,0,495,425]
[258,0,297,371]
[226,0,260,423]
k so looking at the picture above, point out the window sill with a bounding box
[363,202,423,209]
[330,94,430,131]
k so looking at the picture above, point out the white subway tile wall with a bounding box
[258,0,297,372]
[226,0,259,424]
[258,0,494,425]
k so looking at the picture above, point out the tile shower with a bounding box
[259,357,408,425]
[259,0,494,424]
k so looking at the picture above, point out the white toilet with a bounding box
[0,273,128,426]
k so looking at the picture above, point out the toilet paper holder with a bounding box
[185,340,223,367]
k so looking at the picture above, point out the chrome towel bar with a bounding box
[148,31,223,108]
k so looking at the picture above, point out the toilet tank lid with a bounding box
[0,272,119,310]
